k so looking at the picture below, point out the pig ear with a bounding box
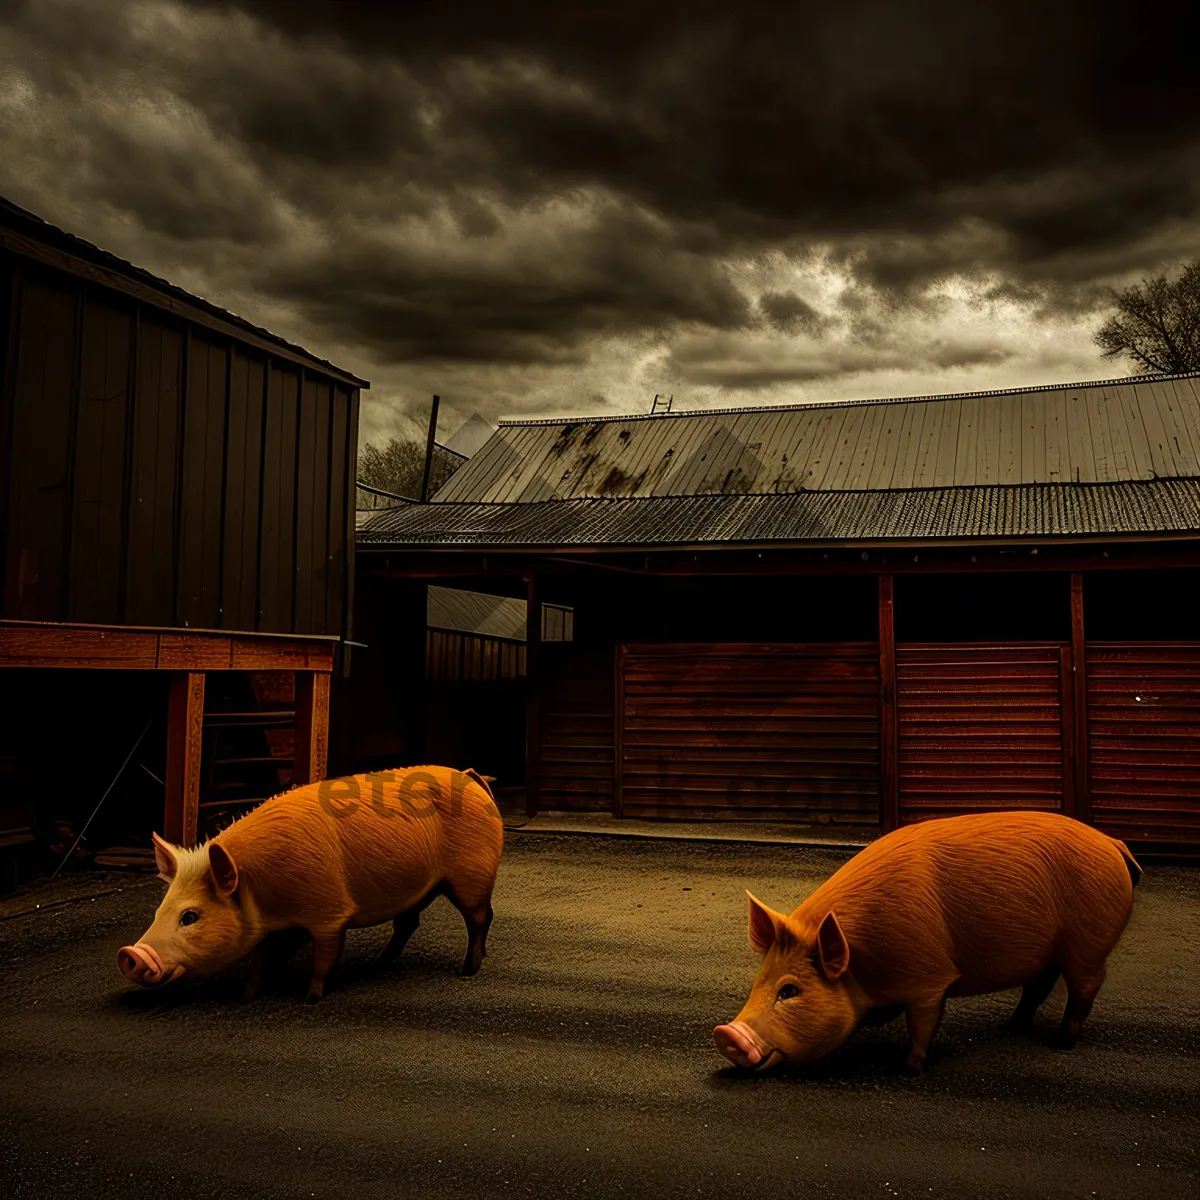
[746,891,785,955]
[151,832,178,883]
[816,911,850,981]
[207,842,239,897]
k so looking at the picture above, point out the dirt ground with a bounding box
[1,834,1197,1199]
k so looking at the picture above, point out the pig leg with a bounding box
[1051,967,1104,1050]
[902,995,946,1073]
[242,941,268,1003]
[305,926,347,1003]
[446,887,494,977]
[1008,964,1060,1031]
[378,888,443,968]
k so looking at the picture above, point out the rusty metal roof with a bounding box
[433,373,1200,504]
[358,478,1200,548]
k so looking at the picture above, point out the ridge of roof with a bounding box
[494,369,1200,429]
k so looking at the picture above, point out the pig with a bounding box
[713,810,1141,1074]
[117,765,503,1002]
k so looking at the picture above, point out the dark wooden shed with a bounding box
[0,198,367,879]
[353,372,1200,859]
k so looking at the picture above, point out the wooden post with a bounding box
[294,670,331,785]
[878,574,899,832]
[1070,573,1091,824]
[525,574,541,818]
[164,672,205,848]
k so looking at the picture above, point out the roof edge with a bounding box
[0,195,369,389]
[493,369,1200,429]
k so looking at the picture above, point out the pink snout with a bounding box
[713,1020,770,1069]
[117,942,167,987]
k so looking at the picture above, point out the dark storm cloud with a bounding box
[264,204,751,364]
[207,0,1200,286]
[3,0,1198,409]
[758,292,832,335]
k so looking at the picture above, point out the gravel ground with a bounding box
[1,834,1197,1199]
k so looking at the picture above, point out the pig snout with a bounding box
[117,942,167,987]
[713,1020,771,1069]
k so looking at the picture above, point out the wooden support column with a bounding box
[164,672,205,848]
[878,574,899,832]
[1070,573,1091,825]
[525,573,541,818]
[294,670,332,786]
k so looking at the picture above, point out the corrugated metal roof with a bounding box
[428,585,527,639]
[433,373,1200,503]
[359,479,1200,548]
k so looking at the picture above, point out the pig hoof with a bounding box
[305,988,323,1004]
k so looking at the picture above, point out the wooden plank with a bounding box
[158,633,232,670]
[0,624,157,667]
[1071,574,1090,823]
[4,274,80,620]
[230,638,334,671]
[164,671,205,847]
[0,261,17,581]
[879,574,898,831]
[896,642,1067,821]
[293,669,331,785]
[524,573,542,816]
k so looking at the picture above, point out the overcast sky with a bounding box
[2,0,1198,446]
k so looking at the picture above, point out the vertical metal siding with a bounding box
[1,264,356,637]
[126,319,183,626]
[896,644,1066,822]
[178,336,228,629]
[68,296,132,624]
[539,643,615,812]
[3,275,78,619]
[619,643,880,822]
[1086,643,1200,845]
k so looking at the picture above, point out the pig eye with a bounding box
[179,909,200,927]
[776,983,800,1003]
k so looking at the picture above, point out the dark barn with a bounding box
[0,198,367,885]
[353,373,1200,858]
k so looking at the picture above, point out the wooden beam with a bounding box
[1070,573,1091,824]
[164,672,205,848]
[0,620,336,670]
[525,573,541,818]
[293,670,332,785]
[878,574,899,832]
[362,540,1200,580]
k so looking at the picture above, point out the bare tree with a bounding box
[1095,261,1200,375]
[358,437,461,499]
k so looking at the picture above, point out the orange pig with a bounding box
[714,811,1140,1073]
[117,766,504,1002]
